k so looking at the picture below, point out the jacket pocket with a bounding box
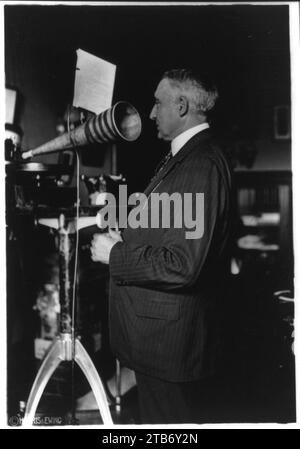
[132,297,180,321]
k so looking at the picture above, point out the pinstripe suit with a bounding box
[108,129,232,421]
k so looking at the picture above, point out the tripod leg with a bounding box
[22,339,62,426]
[75,339,113,425]
[115,359,121,414]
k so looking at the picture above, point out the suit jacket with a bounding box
[108,129,232,382]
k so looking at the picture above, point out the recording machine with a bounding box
[6,102,142,425]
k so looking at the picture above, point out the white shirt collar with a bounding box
[171,123,210,156]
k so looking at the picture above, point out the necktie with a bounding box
[145,150,173,197]
[148,150,173,185]
[153,150,173,177]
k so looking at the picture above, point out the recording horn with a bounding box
[21,101,142,160]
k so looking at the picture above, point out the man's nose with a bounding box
[149,105,156,120]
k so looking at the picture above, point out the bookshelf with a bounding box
[234,170,293,289]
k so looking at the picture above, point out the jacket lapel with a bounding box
[144,128,212,197]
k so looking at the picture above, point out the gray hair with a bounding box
[162,69,219,114]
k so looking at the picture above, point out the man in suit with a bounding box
[91,69,232,423]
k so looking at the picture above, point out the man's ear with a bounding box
[178,96,188,117]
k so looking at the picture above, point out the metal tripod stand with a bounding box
[22,214,113,426]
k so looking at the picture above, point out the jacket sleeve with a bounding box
[109,156,228,291]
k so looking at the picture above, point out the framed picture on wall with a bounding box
[274,105,291,140]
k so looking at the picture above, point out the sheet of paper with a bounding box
[73,49,116,115]
[6,88,17,124]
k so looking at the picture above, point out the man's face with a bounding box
[149,79,181,141]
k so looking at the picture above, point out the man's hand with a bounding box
[90,229,123,264]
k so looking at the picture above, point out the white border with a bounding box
[289,0,300,430]
[0,0,299,429]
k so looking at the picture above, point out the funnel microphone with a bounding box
[22,101,142,160]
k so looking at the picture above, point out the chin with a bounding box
[156,128,170,141]
[157,131,167,140]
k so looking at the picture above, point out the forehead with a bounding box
[154,78,176,100]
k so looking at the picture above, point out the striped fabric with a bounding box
[108,129,232,381]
